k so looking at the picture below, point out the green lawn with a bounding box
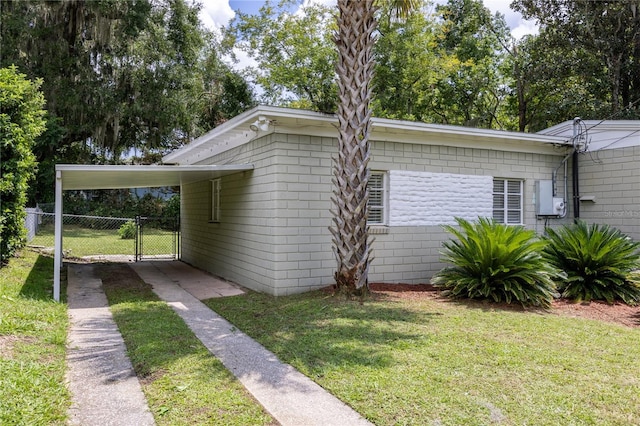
[97,263,275,425]
[0,250,69,425]
[206,291,640,425]
[30,224,177,257]
[4,250,639,425]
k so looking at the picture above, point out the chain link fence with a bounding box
[25,210,179,261]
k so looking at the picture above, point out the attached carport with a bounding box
[53,163,253,301]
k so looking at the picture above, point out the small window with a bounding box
[210,179,221,222]
[368,172,386,225]
[493,179,523,224]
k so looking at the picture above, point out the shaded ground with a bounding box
[370,283,640,329]
[89,260,640,329]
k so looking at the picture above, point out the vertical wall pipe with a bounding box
[572,118,581,221]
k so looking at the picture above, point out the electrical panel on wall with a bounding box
[536,180,565,217]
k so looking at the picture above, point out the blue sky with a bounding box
[200,0,537,39]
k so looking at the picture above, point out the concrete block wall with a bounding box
[180,135,281,294]
[181,132,572,294]
[367,142,570,284]
[577,145,640,241]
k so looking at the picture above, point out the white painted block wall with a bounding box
[389,170,493,226]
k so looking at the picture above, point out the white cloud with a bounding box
[198,0,235,31]
[482,0,538,38]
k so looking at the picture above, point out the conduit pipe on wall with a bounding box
[572,117,581,221]
[552,152,570,219]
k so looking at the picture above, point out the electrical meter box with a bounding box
[536,180,565,217]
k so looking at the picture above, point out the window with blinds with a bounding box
[368,172,386,225]
[493,179,523,224]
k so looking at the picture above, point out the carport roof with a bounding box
[56,164,254,190]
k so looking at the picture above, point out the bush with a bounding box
[118,221,137,240]
[0,67,46,264]
[544,220,640,305]
[433,217,561,308]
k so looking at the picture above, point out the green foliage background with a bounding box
[0,66,46,263]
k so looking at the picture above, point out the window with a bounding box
[210,179,221,222]
[368,172,386,225]
[493,179,523,224]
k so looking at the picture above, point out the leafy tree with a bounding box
[429,0,511,128]
[1,0,254,203]
[225,0,337,112]
[372,3,443,121]
[0,66,46,264]
[503,34,605,131]
[512,0,640,119]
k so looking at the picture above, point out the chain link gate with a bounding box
[135,215,180,261]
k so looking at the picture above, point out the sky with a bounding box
[199,0,538,39]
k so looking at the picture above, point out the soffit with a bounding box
[56,164,254,190]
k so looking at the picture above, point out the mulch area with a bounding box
[369,283,640,329]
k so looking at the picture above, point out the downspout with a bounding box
[572,117,581,222]
[573,150,580,221]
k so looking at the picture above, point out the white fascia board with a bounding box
[163,106,572,164]
[162,106,337,165]
[373,117,569,144]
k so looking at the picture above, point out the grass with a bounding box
[0,250,70,425]
[206,290,640,425]
[97,263,275,425]
[30,224,177,257]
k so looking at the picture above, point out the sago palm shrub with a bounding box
[433,217,561,308]
[544,220,640,305]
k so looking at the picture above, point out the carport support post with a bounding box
[53,170,62,302]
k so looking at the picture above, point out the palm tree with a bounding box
[331,0,420,294]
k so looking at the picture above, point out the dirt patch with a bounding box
[369,283,640,329]
[0,335,37,359]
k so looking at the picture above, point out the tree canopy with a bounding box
[1,0,254,202]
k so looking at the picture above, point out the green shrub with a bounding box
[118,221,137,240]
[544,220,640,305]
[0,66,46,263]
[433,217,561,308]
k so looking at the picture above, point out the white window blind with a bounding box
[493,179,523,224]
[368,172,386,224]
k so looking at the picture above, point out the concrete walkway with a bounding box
[66,261,372,426]
[66,264,155,426]
[131,261,372,426]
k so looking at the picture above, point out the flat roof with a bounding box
[56,164,254,190]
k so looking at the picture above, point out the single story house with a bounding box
[52,106,639,299]
[159,106,638,296]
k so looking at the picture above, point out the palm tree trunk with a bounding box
[331,0,377,292]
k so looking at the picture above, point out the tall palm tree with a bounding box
[331,0,420,294]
